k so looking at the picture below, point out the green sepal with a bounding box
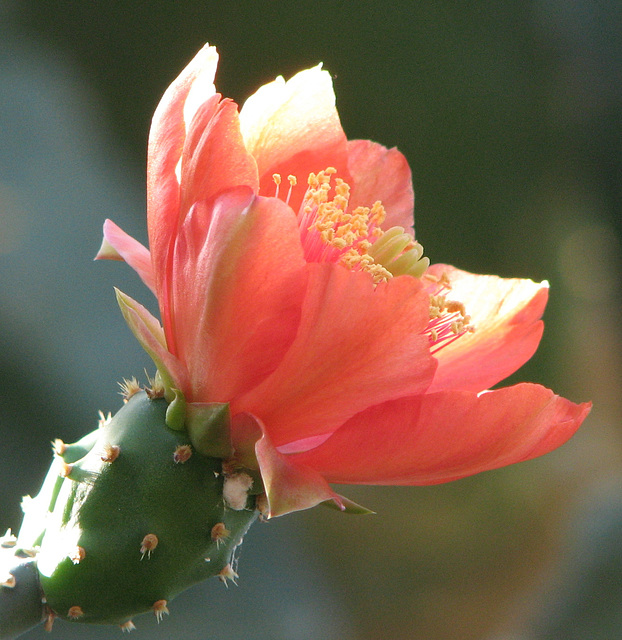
[186,403,233,459]
[165,388,186,431]
[321,495,376,515]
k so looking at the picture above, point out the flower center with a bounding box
[274,167,429,284]
[272,168,473,350]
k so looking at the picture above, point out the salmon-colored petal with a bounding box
[234,265,436,447]
[293,384,591,485]
[427,264,548,392]
[239,64,348,212]
[180,97,258,215]
[233,413,342,518]
[95,219,156,295]
[147,44,219,295]
[346,140,415,234]
[114,288,188,397]
[171,189,308,403]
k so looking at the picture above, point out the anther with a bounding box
[446,300,466,316]
[140,534,158,559]
[120,620,136,632]
[286,175,297,205]
[272,173,282,198]
[424,272,474,351]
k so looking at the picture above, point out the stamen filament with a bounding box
[272,173,282,199]
[423,274,474,352]
[286,175,297,206]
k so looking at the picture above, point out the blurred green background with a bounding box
[1,1,620,639]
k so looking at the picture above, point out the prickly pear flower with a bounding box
[97,44,590,518]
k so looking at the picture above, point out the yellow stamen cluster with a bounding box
[299,168,428,284]
[424,272,475,349]
[429,296,471,332]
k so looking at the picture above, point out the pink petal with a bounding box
[293,384,591,485]
[238,64,349,212]
[427,264,549,392]
[346,140,415,235]
[234,265,437,447]
[114,288,188,396]
[180,96,258,216]
[170,189,308,403]
[95,219,156,295]
[147,44,219,297]
[233,412,342,518]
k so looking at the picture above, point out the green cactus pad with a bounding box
[34,391,257,626]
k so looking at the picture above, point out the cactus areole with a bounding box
[16,391,258,628]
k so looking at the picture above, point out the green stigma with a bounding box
[369,226,430,278]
